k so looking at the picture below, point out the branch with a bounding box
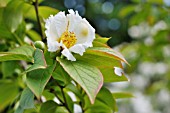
[58,83,72,113]
[50,77,72,113]
[33,0,45,40]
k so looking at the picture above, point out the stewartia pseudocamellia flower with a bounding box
[45,9,95,61]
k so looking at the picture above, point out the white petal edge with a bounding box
[47,39,61,52]
[45,15,59,41]
[62,48,76,61]
[114,67,124,76]
[69,44,85,56]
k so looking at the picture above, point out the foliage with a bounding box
[0,0,131,113]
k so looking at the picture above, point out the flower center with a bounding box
[59,31,77,48]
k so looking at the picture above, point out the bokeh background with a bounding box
[0,0,170,113]
[40,0,170,113]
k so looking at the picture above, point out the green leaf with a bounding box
[25,6,59,20]
[0,80,18,111]
[99,67,128,82]
[112,92,134,99]
[119,5,135,17]
[57,57,103,104]
[65,84,83,101]
[96,87,117,111]
[2,61,18,78]
[26,64,55,99]
[83,87,117,112]
[56,107,69,113]
[89,47,128,64]
[14,107,24,113]
[64,90,74,113]
[15,21,26,40]
[75,49,128,82]
[3,0,23,32]
[42,90,55,100]
[92,41,109,47]
[0,45,34,62]
[15,87,35,113]
[94,38,110,44]
[0,8,13,39]
[0,0,11,8]
[147,0,163,4]
[40,100,58,113]
[19,88,35,109]
[27,30,42,41]
[52,64,71,86]
[26,49,47,72]
[84,95,112,113]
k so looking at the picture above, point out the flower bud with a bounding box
[34,41,45,50]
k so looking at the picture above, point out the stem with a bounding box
[12,33,24,45]
[80,101,85,113]
[50,89,64,105]
[77,83,86,112]
[52,78,72,113]
[60,87,72,113]
[33,0,45,40]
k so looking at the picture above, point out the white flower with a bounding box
[45,9,95,61]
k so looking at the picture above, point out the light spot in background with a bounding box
[74,104,82,113]
[163,45,170,57]
[157,89,170,105]
[128,26,141,38]
[128,23,150,39]
[75,5,86,16]
[102,2,114,14]
[64,0,76,8]
[108,18,121,30]
[131,92,154,113]
[41,96,46,102]
[144,36,154,46]
[138,62,168,76]
[67,91,77,101]
[151,21,167,35]
[105,82,130,92]
[131,74,149,90]
[164,0,170,6]
[53,97,61,104]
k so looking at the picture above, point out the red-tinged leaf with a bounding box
[57,57,103,104]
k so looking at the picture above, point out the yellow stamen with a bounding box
[59,31,77,48]
[58,21,77,48]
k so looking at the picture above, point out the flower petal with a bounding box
[67,10,95,48]
[45,12,68,41]
[53,11,68,37]
[47,39,61,52]
[62,48,76,61]
[45,15,59,41]
[69,44,85,56]
[114,67,124,76]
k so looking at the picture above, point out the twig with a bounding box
[50,88,64,105]
[51,76,72,113]
[60,87,72,113]
[56,82,72,113]
[12,33,24,45]
[33,0,45,40]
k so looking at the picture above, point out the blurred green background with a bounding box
[45,0,170,113]
[1,0,170,113]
